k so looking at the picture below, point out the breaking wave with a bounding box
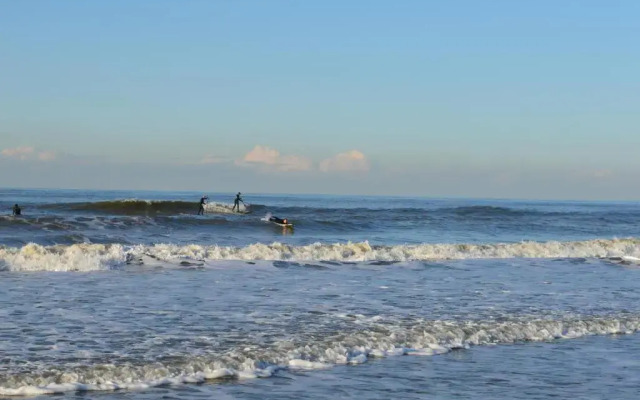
[36,201,569,217]
[203,201,252,214]
[40,199,262,216]
[42,199,198,215]
[1,238,639,272]
[1,314,638,396]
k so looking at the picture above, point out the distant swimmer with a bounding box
[232,192,245,213]
[12,204,21,216]
[197,195,208,215]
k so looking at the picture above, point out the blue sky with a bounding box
[1,0,639,199]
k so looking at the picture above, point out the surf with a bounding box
[1,237,640,272]
[1,313,638,396]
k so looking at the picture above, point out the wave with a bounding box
[445,205,532,216]
[42,199,200,215]
[39,199,266,216]
[30,201,640,228]
[0,214,158,229]
[1,313,638,396]
[0,215,76,229]
[1,238,639,272]
[203,201,252,214]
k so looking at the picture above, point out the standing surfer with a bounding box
[12,204,21,216]
[197,195,208,215]
[232,192,244,213]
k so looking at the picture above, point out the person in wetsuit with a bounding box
[269,216,288,225]
[197,196,208,215]
[12,204,21,216]
[232,192,244,212]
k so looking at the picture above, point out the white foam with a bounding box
[1,315,638,397]
[0,243,127,272]
[204,202,250,214]
[347,354,368,364]
[288,359,331,370]
[1,238,640,272]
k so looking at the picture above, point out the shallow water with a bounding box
[1,189,639,398]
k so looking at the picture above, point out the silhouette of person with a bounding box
[197,196,208,215]
[232,192,244,212]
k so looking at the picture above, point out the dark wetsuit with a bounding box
[197,197,207,215]
[269,216,287,224]
[12,204,21,216]
[232,194,243,212]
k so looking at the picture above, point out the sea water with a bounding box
[0,189,639,398]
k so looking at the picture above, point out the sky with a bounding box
[0,0,639,200]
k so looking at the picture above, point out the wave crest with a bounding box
[0,314,638,396]
[43,199,199,215]
[1,238,639,272]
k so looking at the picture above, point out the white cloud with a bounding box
[237,145,312,172]
[1,146,57,162]
[1,146,34,160]
[319,150,370,173]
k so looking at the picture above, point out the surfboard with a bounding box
[261,213,292,228]
[269,220,293,228]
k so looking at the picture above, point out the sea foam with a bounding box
[0,238,639,272]
[0,314,638,396]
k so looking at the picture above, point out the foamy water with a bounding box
[1,189,640,399]
[1,238,640,272]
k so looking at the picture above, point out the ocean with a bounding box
[1,188,639,399]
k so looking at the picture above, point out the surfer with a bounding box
[12,204,21,216]
[197,196,208,215]
[269,216,288,225]
[232,192,244,213]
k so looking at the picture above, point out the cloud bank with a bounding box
[319,150,370,173]
[234,146,371,174]
[236,145,312,172]
[1,146,57,162]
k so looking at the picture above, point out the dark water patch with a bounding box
[179,261,204,267]
[272,261,329,270]
[159,216,233,226]
[422,261,469,270]
[600,256,640,267]
[273,261,296,269]
[446,205,531,217]
[551,257,588,264]
[367,261,400,266]
[568,258,588,264]
[302,263,330,270]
